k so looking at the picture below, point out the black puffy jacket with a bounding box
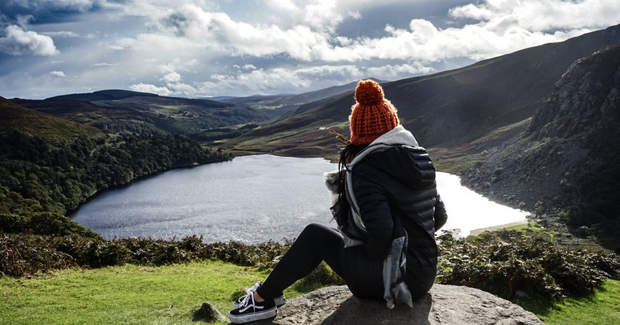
[351,144,447,269]
[342,126,447,299]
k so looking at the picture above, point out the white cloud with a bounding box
[449,0,620,32]
[366,62,435,79]
[16,14,34,28]
[50,71,66,77]
[302,0,343,33]
[133,1,620,65]
[161,71,181,83]
[3,0,620,99]
[130,83,172,96]
[43,31,80,38]
[0,25,59,56]
[348,11,362,20]
[265,0,298,12]
[191,63,432,96]
[168,82,196,95]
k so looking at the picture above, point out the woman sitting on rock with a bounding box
[228,79,448,324]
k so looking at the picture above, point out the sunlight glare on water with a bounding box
[435,172,530,237]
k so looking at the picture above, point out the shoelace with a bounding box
[238,291,256,309]
[236,281,262,305]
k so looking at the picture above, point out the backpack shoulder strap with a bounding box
[345,144,392,233]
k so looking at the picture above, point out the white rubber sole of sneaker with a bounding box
[228,306,277,324]
[233,296,285,309]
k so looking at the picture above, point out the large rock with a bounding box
[229,285,543,325]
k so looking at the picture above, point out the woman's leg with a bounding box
[257,223,384,301]
[257,223,344,299]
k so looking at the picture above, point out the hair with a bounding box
[338,143,368,182]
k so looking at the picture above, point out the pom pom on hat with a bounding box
[349,80,400,145]
[355,80,384,106]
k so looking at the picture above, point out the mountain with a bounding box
[0,96,101,141]
[47,89,159,101]
[12,91,270,139]
[225,24,620,158]
[221,78,384,118]
[460,44,620,249]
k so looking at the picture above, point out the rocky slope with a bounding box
[461,44,620,249]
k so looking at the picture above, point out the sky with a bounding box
[0,0,619,99]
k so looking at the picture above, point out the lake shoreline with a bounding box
[73,155,531,243]
[468,220,529,237]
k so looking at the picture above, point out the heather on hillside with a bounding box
[0,131,232,216]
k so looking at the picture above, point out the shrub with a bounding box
[293,261,345,292]
[0,232,291,277]
[437,231,619,302]
[0,212,101,239]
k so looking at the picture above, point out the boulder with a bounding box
[196,301,227,322]
[229,285,544,325]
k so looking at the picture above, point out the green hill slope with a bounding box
[47,89,159,101]
[13,92,270,139]
[0,96,101,141]
[222,78,384,117]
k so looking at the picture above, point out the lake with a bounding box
[72,155,530,243]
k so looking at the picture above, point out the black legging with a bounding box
[256,223,384,301]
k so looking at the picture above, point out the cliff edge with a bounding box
[461,43,620,249]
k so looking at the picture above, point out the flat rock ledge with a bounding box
[228,284,544,325]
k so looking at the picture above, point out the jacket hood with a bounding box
[362,126,433,191]
[324,125,423,196]
[370,125,419,147]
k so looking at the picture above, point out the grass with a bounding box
[1,259,619,324]
[0,261,312,325]
[431,150,484,174]
[522,280,620,325]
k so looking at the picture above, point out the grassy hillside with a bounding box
[47,89,159,101]
[0,97,101,142]
[222,78,384,117]
[13,93,270,140]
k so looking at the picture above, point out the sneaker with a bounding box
[233,282,286,308]
[228,291,277,324]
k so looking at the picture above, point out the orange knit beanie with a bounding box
[349,80,400,145]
